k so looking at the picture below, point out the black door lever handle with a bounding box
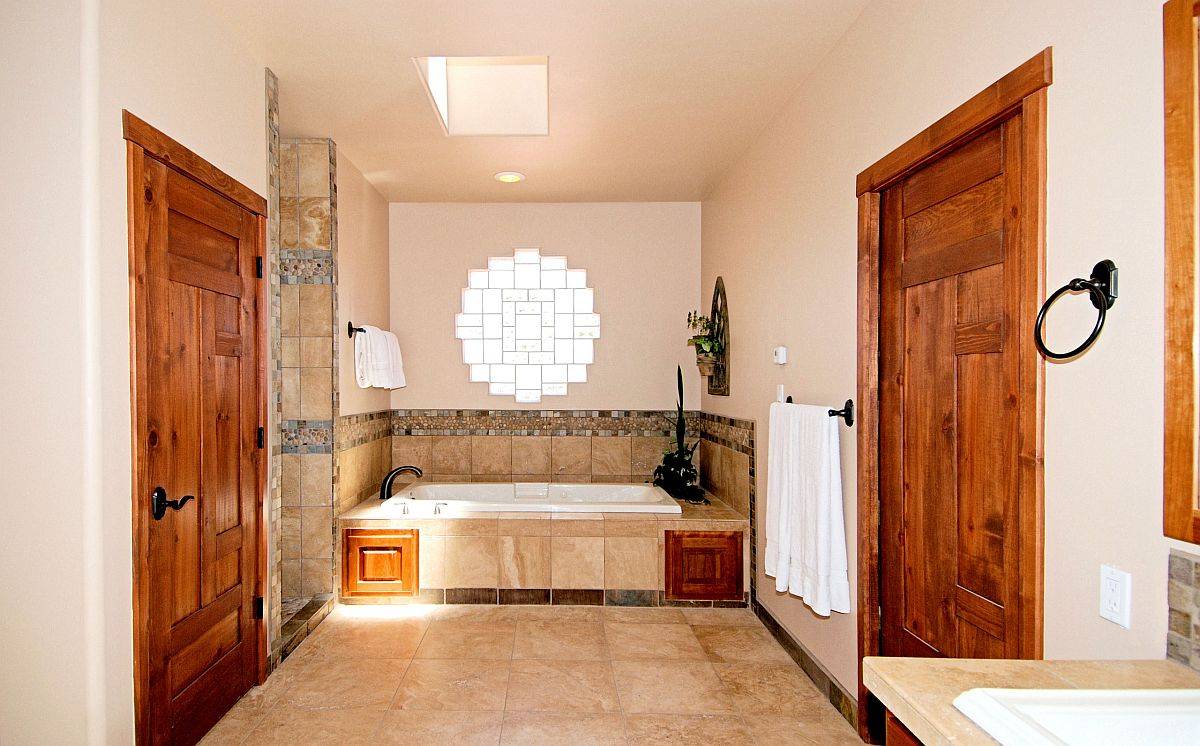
[151,486,195,520]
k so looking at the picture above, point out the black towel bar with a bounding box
[347,322,366,338]
[783,396,855,428]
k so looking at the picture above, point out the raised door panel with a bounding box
[664,530,743,601]
[342,529,419,597]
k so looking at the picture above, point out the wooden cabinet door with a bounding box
[342,529,419,597]
[879,115,1032,659]
[664,530,743,600]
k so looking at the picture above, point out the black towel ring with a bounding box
[1033,260,1118,360]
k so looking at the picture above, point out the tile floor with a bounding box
[203,604,863,745]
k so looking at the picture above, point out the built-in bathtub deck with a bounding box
[337,492,749,608]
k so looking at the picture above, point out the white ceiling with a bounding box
[210,0,868,202]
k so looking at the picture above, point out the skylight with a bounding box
[414,56,549,136]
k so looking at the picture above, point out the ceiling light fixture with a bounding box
[494,171,525,183]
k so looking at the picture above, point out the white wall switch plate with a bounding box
[1099,564,1132,629]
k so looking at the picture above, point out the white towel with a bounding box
[355,325,406,389]
[764,401,850,616]
[353,327,374,388]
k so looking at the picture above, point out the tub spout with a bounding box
[380,465,423,501]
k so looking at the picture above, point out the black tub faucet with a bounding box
[380,465,423,501]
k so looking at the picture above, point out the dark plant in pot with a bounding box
[686,310,722,377]
[653,366,708,504]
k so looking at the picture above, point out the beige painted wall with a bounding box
[701,0,1198,694]
[0,0,271,741]
[336,152,392,416]
[0,2,91,741]
[389,203,702,410]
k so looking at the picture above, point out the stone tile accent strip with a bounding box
[392,409,699,437]
[279,249,334,283]
[265,68,284,656]
[281,420,334,453]
[1168,548,1200,672]
[336,409,394,451]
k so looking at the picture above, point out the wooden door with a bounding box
[127,112,266,745]
[879,115,1029,659]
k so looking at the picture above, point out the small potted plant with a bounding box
[653,366,708,504]
[687,310,722,377]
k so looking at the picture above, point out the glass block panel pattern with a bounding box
[455,249,600,402]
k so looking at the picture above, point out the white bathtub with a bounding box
[379,482,682,515]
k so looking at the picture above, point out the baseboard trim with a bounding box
[752,598,858,730]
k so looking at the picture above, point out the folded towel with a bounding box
[354,326,374,388]
[384,330,406,389]
[764,401,850,616]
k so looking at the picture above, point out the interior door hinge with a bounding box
[253,596,264,619]
[256,426,265,449]
[255,256,263,279]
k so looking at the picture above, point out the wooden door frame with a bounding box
[853,50,1051,742]
[125,110,269,743]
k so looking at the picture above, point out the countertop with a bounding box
[862,656,1200,745]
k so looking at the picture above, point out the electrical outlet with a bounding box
[1099,564,1131,629]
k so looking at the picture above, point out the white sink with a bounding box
[953,688,1200,745]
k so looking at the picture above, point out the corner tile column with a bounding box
[279,138,338,601]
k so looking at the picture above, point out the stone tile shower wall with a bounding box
[334,410,393,514]
[1168,548,1200,672]
[278,138,339,602]
[389,409,695,486]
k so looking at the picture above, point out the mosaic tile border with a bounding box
[335,410,393,452]
[281,419,334,454]
[279,249,334,283]
[391,409,700,437]
[1168,548,1200,672]
[341,587,750,608]
[697,412,757,603]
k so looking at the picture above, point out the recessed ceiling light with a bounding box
[494,171,525,183]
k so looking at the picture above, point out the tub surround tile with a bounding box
[552,436,592,475]
[511,436,552,473]
[551,537,604,588]
[471,435,512,475]
[603,537,659,590]
[499,535,551,589]
[391,435,432,472]
[551,516,605,537]
[590,436,631,476]
[431,435,473,474]
[417,535,445,588]
[498,516,552,537]
[631,436,670,476]
[444,536,500,587]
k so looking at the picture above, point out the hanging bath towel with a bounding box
[764,401,850,616]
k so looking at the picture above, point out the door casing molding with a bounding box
[853,49,1050,743]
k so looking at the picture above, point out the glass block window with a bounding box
[456,248,599,403]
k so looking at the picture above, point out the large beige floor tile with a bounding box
[306,617,427,659]
[691,624,793,663]
[742,715,863,745]
[624,714,754,744]
[712,662,826,714]
[611,660,732,714]
[393,659,510,711]
[415,621,516,659]
[512,621,608,660]
[602,607,685,624]
[243,705,386,745]
[283,657,408,710]
[376,710,502,745]
[498,604,603,623]
[679,607,761,626]
[604,622,706,660]
[500,712,627,745]
[505,659,620,713]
